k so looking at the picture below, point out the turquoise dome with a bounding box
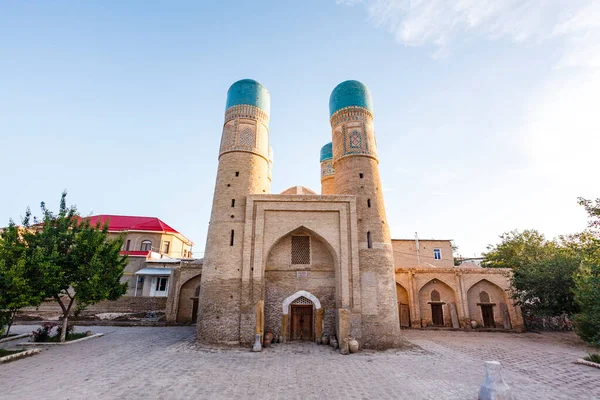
[225,79,270,114]
[320,142,333,162]
[329,80,373,117]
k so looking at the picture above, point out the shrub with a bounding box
[584,353,600,363]
[32,323,56,342]
[55,323,74,339]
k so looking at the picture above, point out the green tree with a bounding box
[31,192,128,342]
[0,214,44,337]
[482,230,582,317]
[573,198,600,345]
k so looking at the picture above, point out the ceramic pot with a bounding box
[322,335,329,345]
[348,339,359,353]
[264,332,273,347]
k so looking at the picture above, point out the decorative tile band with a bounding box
[219,117,269,161]
[331,110,378,162]
[320,159,335,180]
[329,106,373,128]
[225,104,270,125]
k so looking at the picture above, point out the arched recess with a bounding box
[264,225,339,270]
[176,274,202,323]
[263,226,338,339]
[466,279,507,328]
[396,283,410,328]
[396,283,409,304]
[282,290,322,314]
[418,278,457,327]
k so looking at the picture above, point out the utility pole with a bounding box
[415,231,420,265]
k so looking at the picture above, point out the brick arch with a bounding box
[417,277,455,293]
[466,279,508,327]
[176,273,202,323]
[282,290,322,315]
[418,278,457,327]
[395,282,409,304]
[264,225,339,268]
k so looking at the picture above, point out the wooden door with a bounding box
[481,305,495,328]
[191,298,199,323]
[291,305,313,340]
[431,304,444,326]
[399,303,410,328]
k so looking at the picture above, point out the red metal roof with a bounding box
[86,215,179,234]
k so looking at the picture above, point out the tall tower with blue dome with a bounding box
[320,142,335,194]
[329,80,401,349]
[197,79,271,344]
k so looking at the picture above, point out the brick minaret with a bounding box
[329,80,401,349]
[197,79,271,344]
[320,142,335,195]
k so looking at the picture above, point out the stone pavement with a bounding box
[1,326,599,399]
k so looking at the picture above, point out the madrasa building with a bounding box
[192,79,523,350]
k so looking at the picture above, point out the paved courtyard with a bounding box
[1,325,599,399]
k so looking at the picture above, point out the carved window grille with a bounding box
[291,236,310,264]
[479,291,490,303]
[291,296,312,305]
[431,290,441,302]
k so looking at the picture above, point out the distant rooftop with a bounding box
[85,215,193,245]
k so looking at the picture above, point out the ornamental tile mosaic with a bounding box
[220,125,235,152]
[349,130,362,148]
[238,127,256,148]
[331,118,378,161]
[320,160,334,178]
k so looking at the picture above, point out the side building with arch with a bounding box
[392,239,524,330]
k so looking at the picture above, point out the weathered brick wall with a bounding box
[19,297,167,319]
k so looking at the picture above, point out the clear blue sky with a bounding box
[1,1,597,257]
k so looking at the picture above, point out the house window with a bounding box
[235,171,239,177]
[367,199,371,208]
[434,248,441,260]
[291,236,310,264]
[359,173,364,179]
[230,230,235,246]
[125,239,131,251]
[231,199,235,207]
[367,231,372,249]
[156,277,168,292]
[163,241,170,254]
[140,240,152,251]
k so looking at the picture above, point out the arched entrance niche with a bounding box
[263,226,337,341]
[396,283,410,328]
[281,290,322,341]
[467,279,508,328]
[418,278,457,327]
[176,274,202,323]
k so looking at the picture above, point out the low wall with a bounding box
[18,297,167,319]
[524,314,573,331]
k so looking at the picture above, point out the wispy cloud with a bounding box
[339,0,600,188]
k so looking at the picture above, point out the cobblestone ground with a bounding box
[1,326,599,399]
